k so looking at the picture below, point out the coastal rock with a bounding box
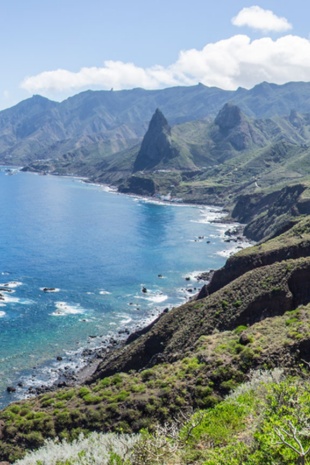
[199,218,310,300]
[119,175,157,196]
[6,386,16,393]
[233,184,306,242]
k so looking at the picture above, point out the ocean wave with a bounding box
[182,271,206,281]
[0,311,5,317]
[99,290,111,295]
[0,281,23,288]
[217,241,251,258]
[51,302,86,316]
[191,206,226,224]
[0,294,33,306]
[115,313,133,325]
[135,293,168,303]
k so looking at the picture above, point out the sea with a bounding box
[0,170,249,408]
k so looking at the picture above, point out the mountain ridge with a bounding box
[2,81,310,169]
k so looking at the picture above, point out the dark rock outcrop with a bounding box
[232,184,306,241]
[215,103,244,130]
[212,103,266,154]
[119,175,157,196]
[198,217,310,299]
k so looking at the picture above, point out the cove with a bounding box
[0,170,245,407]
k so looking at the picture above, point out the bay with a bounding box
[0,171,244,407]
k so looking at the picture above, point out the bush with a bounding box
[13,432,138,465]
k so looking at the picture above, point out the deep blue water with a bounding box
[0,171,241,407]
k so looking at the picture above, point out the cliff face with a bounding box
[232,184,307,241]
[212,103,266,155]
[90,254,310,380]
[90,215,310,380]
[198,217,310,299]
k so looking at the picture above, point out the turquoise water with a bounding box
[0,171,240,407]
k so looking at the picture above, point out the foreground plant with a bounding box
[13,432,137,465]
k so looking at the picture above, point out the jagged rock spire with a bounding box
[133,109,177,172]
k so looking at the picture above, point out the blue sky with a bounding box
[1,0,310,110]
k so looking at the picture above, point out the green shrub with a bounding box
[78,387,91,398]
[234,325,248,335]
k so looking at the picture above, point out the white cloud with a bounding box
[21,34,310,96]
[21,62,182,95]
[232,6,292,32]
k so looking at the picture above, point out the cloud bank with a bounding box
[21,7,309,97]
[232,6,292,32]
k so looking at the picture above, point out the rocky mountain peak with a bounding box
[214,103,244,130]
[147,108,171,135]
[133,109,177,172]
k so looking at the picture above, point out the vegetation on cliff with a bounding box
[11,371,310,465]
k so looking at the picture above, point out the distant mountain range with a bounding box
[2,81,310,203]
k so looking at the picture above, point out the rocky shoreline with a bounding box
[5,220,250,401]
[6,307,169,400]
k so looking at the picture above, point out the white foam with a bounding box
[100,185,118,193]
[135,293,168,303]
[182,271,206,281]
[191,206,227,224]
[217,241,252,258]
[51,301,86,316]
[0,311,5,317]
[146,294,168,303]
[0,293,33,306]
[114,312,133,325]
[99,290,111,295]
[0,281,23,288]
